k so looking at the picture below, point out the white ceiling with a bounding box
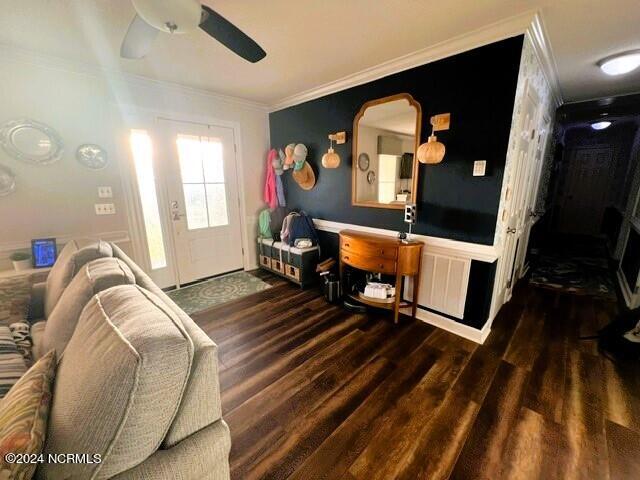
[1,0,640,105]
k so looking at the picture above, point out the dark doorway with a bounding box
[527,93,640,299]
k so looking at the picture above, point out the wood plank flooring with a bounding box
[191,271,640,480]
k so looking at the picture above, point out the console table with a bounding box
[339,230,423,323]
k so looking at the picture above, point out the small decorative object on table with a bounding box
[9,252,32,272]
[31,238,57,268]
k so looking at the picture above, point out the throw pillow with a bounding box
[9,323,33,365]
[0,350,56,480]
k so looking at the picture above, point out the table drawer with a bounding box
[341,251,396,274]
[340,236,397,260]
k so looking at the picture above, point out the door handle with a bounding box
[172,212,185,221]
[507,227,517,234]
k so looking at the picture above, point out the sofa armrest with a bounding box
[30,282,46,322]
[111,420,231,480]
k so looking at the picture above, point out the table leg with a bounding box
[393,271,402,324]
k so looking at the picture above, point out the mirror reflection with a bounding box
[352,94,421,208]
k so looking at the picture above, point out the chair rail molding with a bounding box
[313,219,500,263]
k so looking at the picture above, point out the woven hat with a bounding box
[292,160,316,190]
[283,144,295,170]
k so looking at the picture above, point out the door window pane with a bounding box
[206,184,229,226]
[177,135,204,183]
[203,139,224,183]
[176,133,229,230]
[129,130,167,269]
[183,184,209,230]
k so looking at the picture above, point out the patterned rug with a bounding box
[528,236,616,298]
[167,271,272,315]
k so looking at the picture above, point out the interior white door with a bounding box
[498,84,541,303]
[160,120,243,285]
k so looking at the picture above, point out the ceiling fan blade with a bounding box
[199,5,266,63]
[120,14,159,59]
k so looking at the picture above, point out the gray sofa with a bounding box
[21,238,230,479]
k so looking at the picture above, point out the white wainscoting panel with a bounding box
[406,251,471,319]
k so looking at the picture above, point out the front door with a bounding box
[159,119,243,285]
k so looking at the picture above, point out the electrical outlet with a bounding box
[95,203,116,215]
[473,160,487,177]
[98,186,113,198]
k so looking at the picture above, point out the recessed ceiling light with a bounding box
[591,121,612,130]
[599,50,640,76]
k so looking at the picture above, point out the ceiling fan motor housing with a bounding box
[132,0,202,34]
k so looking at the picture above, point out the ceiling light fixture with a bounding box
[599,50,640,76]
[591,121,612,130]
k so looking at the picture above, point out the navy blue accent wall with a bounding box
[269,37,524,328]
[269,36,523,245]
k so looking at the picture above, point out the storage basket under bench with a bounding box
[257,238,319,288]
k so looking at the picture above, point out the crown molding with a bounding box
[0,43,269,112]
[269,10,541,112]
[526,13,564,106]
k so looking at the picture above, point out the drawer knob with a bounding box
[344,256,349,260]
[345,243,350,247]
[379,264,384,269]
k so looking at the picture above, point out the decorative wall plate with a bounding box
[367,170,376,184]
[0,164,16,196]
[0,119,64,165]
[76,144,108,170]
[358,152,370,171]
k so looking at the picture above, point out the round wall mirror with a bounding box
[0,119,64,165]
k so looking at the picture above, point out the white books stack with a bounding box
[363,282,396,300]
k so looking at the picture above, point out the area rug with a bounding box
[167,271,271,315]
[528,236,616,298]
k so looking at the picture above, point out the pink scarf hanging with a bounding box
[264,149,277,209]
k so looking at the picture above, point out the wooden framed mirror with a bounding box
[352,93,421,209]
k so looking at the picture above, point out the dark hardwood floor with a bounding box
[191,270,640,480]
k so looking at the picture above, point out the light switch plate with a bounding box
[473,160,487,177]
[98,186,113,198]
[95,203,116,215]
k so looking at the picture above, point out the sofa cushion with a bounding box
[0,326,28,399]
[0,350,56,480]
[39,285,194,480]
[42,257,135,357]
[30,321,47,362]
[111,243,222,446]
[43,239,113,318]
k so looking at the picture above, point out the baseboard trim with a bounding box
[313,219,499,262]
[410,306,490,344]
